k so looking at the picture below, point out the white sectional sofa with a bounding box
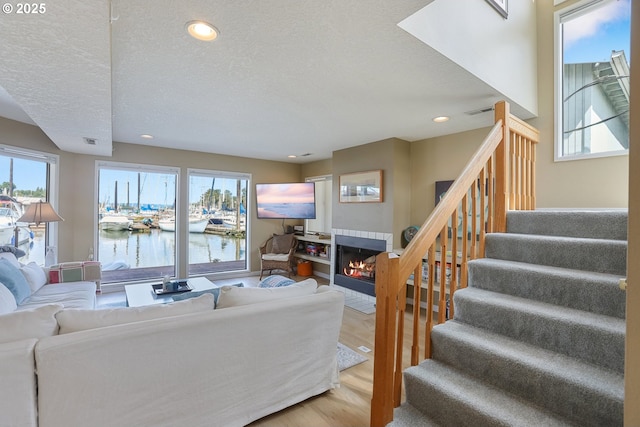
[0,252,345,427]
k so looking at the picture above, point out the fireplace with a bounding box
[334,234,387,297]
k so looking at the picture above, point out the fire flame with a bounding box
[344,259,375,278]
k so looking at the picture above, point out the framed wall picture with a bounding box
[486,0,508,18]
[339,170,383,203]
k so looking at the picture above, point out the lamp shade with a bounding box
[17,202,64,225]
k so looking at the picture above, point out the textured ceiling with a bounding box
[0,0,531,163]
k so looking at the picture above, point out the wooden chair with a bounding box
[259,234,297,279]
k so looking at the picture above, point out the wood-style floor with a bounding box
[97,274,377,427]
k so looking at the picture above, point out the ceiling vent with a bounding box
[464,106,494,116]
[83,137,97,145]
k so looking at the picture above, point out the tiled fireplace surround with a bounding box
[329,228,393,312]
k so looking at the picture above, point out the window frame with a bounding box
[95,160,180,284]
[186,168,251,276]
[0,144,60,262]
[553,0,630,162]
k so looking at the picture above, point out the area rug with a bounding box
[337,342,368,371]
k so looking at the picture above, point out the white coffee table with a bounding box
[125,277,217,307]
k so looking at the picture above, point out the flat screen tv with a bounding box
[256,182,316,219]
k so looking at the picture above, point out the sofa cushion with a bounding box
[258,275,295,288]
[0,304,63,343]
[56,293,215,334]
[216,278,317,309]
[20,262,47,294]
[171,283,243,305]
[18,281,97,311]
[0,282,17,314]
[0,251,21,268]
[0,258,31,304]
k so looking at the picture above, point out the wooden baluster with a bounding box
[510,131,517,210]
[494,100,509,233]
[470,182,478,260]
[529,141,537,210]
[438,228,448,323]
[411,263,422,366]
[449,208,458,319]
[487,157,494,233]
[425,243,436,358]
[479,168,487,258]
[394,283,406,407]
[461,194,469,288]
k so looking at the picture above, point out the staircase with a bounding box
[389,209,627,427]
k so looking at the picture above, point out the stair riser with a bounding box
[431,326,623,426]
[468,260,626,319]
[485,234,627,276]
[506,210,628,240]
[454,291,625,373]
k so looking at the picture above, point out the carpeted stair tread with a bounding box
[484,233,627,276]
[506,209,627,240]
[467,258,626,318]
[453,287,625,373]
[403,359,575,427]
[431,320,623,426]
[387,403,441,427]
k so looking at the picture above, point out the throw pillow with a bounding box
[258,275,295,288]
[171,283,243,304]
[56,293,215,334]
[0,245,26,258]
[0,283,17,314]
[271,233,294,254]
[216,278,317,309]
[20,262,48,294]
[0,304,63,343]
[0,252,21,269]
[0,258,31,304]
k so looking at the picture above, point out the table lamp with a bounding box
[17,201,64,266]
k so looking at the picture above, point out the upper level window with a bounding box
[555,0,631,161]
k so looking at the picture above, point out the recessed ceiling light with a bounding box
[186,20,219,41]
[433,116,450,123]
[288,155,297,158]
[140,134,154,139]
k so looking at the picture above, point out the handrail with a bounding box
[370,101,539,427]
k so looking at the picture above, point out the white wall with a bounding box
[398,0,538,116]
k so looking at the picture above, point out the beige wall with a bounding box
[332,138,410,248]
[625,1,639,424]
[410,127,489,226]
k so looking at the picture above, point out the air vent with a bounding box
[300,153,313,157]
[464,106,494,116]
[83,137,97,145]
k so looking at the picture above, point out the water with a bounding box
[16,228,245,268]
[98,229,245,268]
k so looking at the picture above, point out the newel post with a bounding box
[494,101,509,233]
[370,252,399,427]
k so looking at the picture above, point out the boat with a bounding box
[0,196,34,246]
[99,214,133,231]
[158,216,208,233]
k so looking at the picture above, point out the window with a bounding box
[555,0,631,160]
[0,144,59,265]
[97,162,179,283]
[187,169,248,275]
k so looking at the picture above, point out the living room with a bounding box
[1,0,639,425]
